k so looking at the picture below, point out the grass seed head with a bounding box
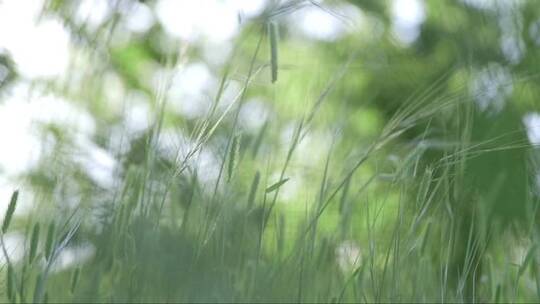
[29,223,40,264]
[2,190,19,233]
[266,177,289,193]
[44,222,56,261]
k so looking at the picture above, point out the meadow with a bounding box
[1,0,540,302]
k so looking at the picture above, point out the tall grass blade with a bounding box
[7,264,15,303]
[494,283,502,303]
[33,272,43,303]
[251,121,268,158]
[247,171,260,209]
[44,222,56,261]
[70,268,80,294]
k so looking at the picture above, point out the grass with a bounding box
[1,1,540,303]
[2,73,537,302]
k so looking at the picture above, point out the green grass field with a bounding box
[2,0,540,302]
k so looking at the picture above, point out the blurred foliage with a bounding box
[1,0,540,302]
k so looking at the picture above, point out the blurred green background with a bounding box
[1,0,540,302]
